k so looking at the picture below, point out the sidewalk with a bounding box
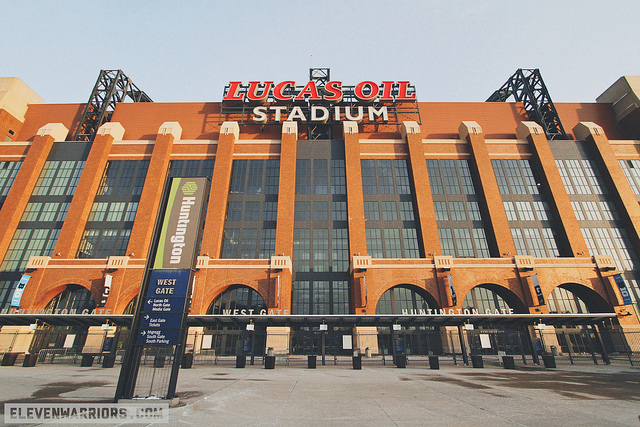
[1,362,639,426]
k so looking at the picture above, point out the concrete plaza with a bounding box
[0,360,639,426]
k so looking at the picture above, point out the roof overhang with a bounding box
[0,313,617,329]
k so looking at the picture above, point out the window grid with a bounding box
[363,159,421,258]
[0,161,22,206]
[428,158,490,258]
[223,159,279,259]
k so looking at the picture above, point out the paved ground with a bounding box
[0,360,639,426]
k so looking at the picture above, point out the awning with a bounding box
[0,313,617,328]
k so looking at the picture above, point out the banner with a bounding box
[531,274,545,305]
[98,274,113,307]
[10,275,30,307]
[154,177,207,270]
[613,274,633,305]
[447,274,457,306]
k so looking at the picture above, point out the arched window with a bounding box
[123,296,138,315]
[462,285,516,313]
[44,284,95,313]
[376,285,434,314]
[548,287,589,314]
[207,285,266,315]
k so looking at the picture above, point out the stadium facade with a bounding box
[0,71,639,361]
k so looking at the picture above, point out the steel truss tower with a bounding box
[72,70,152,142]
[487,69,568,140]
[309,67,332,140]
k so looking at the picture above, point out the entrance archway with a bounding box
[204,285,267,357]
[375,285,441,356]
[35,285,96,352]
[546,283,614,356]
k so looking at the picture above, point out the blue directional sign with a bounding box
[140,312,184,329]
[147,269,191,298]
[144,297,186,313]
[138,269,192,346]
[137,329,182,346]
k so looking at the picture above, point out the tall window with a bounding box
[427,159,491,258]
[553,140,640,321]
[77,160,148,258]
[0,155,85,310]
[292,141,350,315]
[361,159,421,258]
[221,159,279,259]
[0,161,22,208]
[492,159,561,258]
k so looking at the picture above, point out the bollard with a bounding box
[429,356,439,370]
[81,355,95,367]
[22,354,37,367]
[236,355,246,368]
[307,355,317,369]
[181,353,193,369]
[471,355,483,368]
[502,355,515,369]
[102,354,116,368]
[1,353,19,366]
[542,354,556,368]
[153,355,165,368]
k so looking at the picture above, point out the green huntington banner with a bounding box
[154,177,207,270]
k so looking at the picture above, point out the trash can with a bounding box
[23,354,37,367]
[429,356,440,370]
[1,353,19,366]
[81,354,95,367]
[265,355,276,369]
[181,353,193,369]
[471,355,483,368]
[542,354,556,368]
[352,351,362,370]
[236,355,246,368]
[502,355,515,370]
[102,354,116,368]
[395,354,407,368]
[551,346,559,357]
[153,355,165,368]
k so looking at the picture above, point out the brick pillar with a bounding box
[272,122,298,312]
[200,122,238,258]
[517,122,590,257]
[343,121,368,313]
[460,121,516,257]
[402,121,440,256]
[0,123,67,262]
[574,122,640,251]
[274,122,298,257]
[126,122,180,259]
[53,123,123,258]
[344,121,367,257]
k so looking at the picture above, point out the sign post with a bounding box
[115,177,208,401]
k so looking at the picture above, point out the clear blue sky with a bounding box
[2,1,639,104]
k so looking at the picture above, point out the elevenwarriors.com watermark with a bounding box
[4,403,169,424]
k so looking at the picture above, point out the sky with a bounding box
[2,1,639,104]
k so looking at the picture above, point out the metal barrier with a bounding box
[0,325,638,368]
